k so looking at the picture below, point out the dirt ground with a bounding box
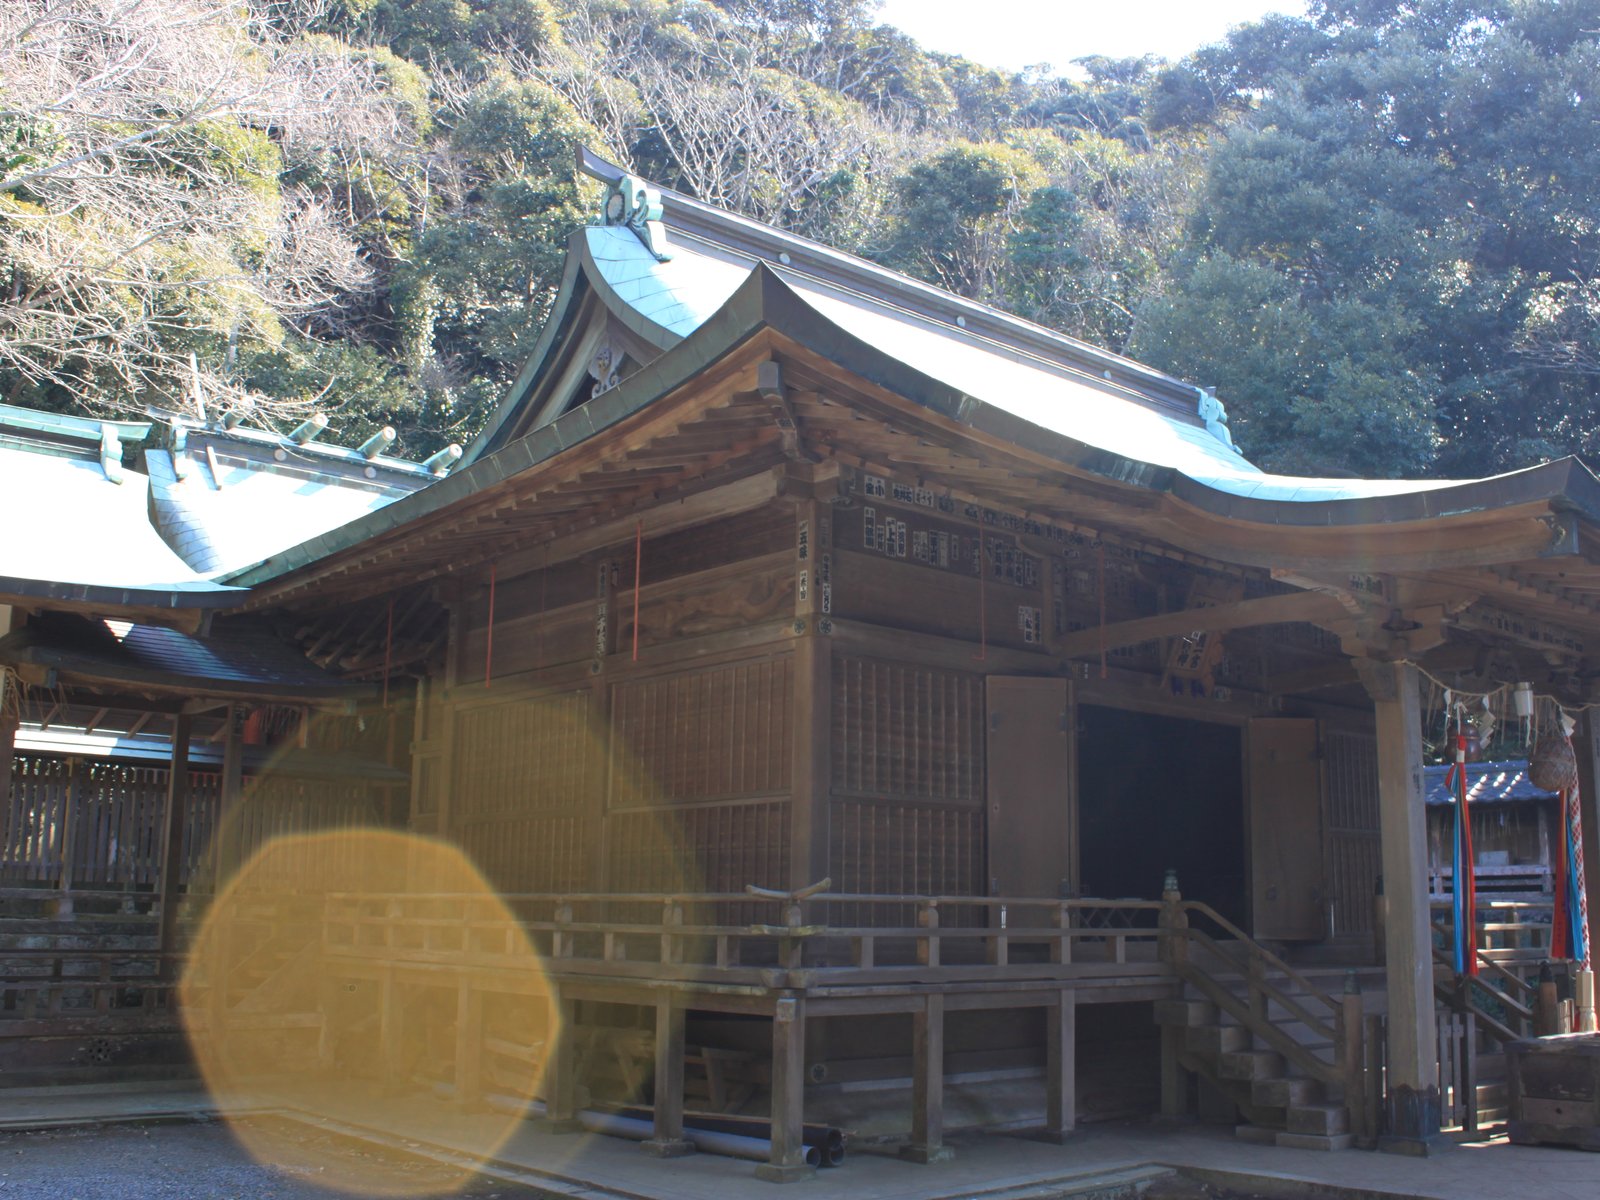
[0,1119,562,1199]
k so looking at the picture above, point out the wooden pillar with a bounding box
[0,703,15,853]
[790,499,832,892]
[53,756,80,917]
[378,968,404,1094]
[901,994,952,1163]
[1043,989,1076,1142]
[755,995,814,1183]
[213,703,245,892]
[157,713,191,972]
[1359,658,1443,1154]
[454,978,485,1110]
[643,994,693,1156]
[591,558,616,891]
[543,987,580,1132]
[1159,1024,1190,1118]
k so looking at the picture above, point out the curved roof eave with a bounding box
[230,263,1600,598]
[461,234,595,466]
[0,576,243,610]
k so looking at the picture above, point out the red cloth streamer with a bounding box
[1097,542,1108,680]
[484,563,496,689]
[381,597,393,709]
[632,520,643,662]
[1555,789,1572,961]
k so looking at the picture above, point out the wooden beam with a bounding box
[1056,591,1347,659]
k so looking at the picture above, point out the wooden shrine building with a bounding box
[7,148,1600,1173]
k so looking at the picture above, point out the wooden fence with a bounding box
[1,753,379,895]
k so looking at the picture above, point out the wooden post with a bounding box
[543,987,580,1132]
[213,703,245,892]
[0,693,16,865]
[1358,659,1443,1154]
[1373,874,1388,968]
[1043,989,1076,1142]
[1158,871,1187,968]
[790,498,832,894]
[756,995,814,1182]
[53,756,80,917]
[454,979,484,1110]
[157,714,191,975]
[644,994,693,1157]
[901,993,952,1163]
[1160,1024,1190,1119]
[1536,963,1560,1036]
[378,968,404,1094]
[1341,972,1368,1145]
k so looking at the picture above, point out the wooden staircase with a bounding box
[1152,895,1371,1150]
[1157,987,1356,1149]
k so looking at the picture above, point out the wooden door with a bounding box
[986,677,1073,898]
[1248,718,1326,940]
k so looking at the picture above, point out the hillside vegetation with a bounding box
[2,0,1597,479]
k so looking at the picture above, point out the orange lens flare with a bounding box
[181,829,558,1197]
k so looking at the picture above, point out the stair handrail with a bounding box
[1178,898,1344,1022]
[1427,938,1533,1045]
[1428,917,1537,1003]
[1158,883,1364,1105]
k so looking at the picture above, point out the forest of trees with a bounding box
[2,0,1597,479]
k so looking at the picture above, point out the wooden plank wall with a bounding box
[829,655,986,915]
[449,690,597,894]
[1324,726,1381,936]
[608,657,793,893]
[436,507,802,897]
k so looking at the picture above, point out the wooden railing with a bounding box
[1428,897,1549,1046]
[0,949,183,1026]
[319,889,1174,983]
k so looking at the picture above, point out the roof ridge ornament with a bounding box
[602,174,672,262]
[1197,386,1235,450]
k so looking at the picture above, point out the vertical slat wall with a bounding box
[450,690,597,894]
[829,655,986,912]
[2,753,381,891]
[607,656,793,893]
[1324,726,1381,936]
[1,755,72,882]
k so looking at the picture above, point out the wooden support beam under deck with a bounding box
[1044,990,1076,1142]
[901,993,952,1164]
[755,995,813,1183]
[643,995,693,1157]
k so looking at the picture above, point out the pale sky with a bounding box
[875,0,1307,74]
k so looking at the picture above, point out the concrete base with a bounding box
[898,1143,954,1164]
[752,1162,816,1184]
[540,1117,582,1134]
[1380,1084,1444,1156]
[1377,1132,1448,1157]
[641,1137,695,1158]
[1034,1128,1075,1145]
